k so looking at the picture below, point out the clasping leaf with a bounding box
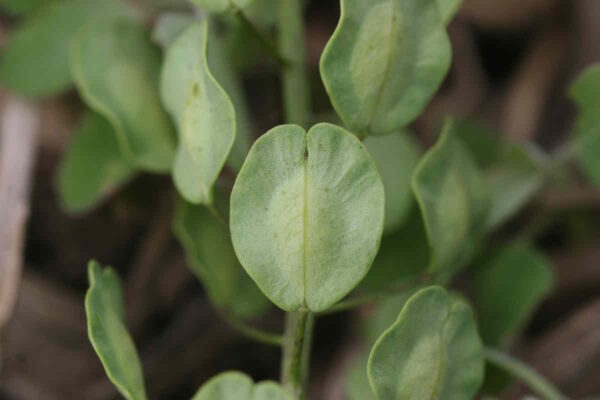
[368,286,484,400]
[230,123,385,312]
[191,371,291,400]
[320,0,452,137]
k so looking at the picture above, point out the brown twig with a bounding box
[0,97,39,340]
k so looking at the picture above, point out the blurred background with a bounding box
[0,0,600,399]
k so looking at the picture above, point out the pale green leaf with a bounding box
[475,243,554,346]
[57,112,135,213]
[412,120,488,280]
[570,64,600,189]
[160,21,235,204]
[85,261,147,400]
[436,0,462,24]
[191,371,291,400]
[364,132,421,234]
[70,18,176,173]
[173,197,269,318]
[230,123,385,312]
[0,0,132,97]
[346,354,376,400]
[368,286,484,400]
[189,0,255,13]
[152,12,194,49]
[320,0,452,137]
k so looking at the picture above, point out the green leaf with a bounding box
[173,197,269,318]
[57,112,136,213]
[319,0,452,137]
[346,354,376,400]
[70,18,176,173]
[453,119,545,231]
[230,123,385,312]
[189,0,255,13]
[160,21,235,204]
[364,132,421,234]
[367,286,484,400]
[191,371,291,400]
[356,209,429,294]
[152,12,194,49]
[570,64,600,189]
[0,0,52,14]
[85,261,147,400]
[474,243,554,346]
[0,0,132,97]
[412,120,488,280]
[436,0,462,24]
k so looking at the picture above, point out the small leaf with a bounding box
[367,286,484,400]
[152,12,194,49]
[70,18,176,172]
[191,371,291,400]
[173,197,270,318]
[189,0,255,13]
[320,0,452,137]
[570,64,600,189]
[85,261,147,400]
[161,21,236,204]
[474,243,554,346]
[364,132,421,234]
[436,0,462,24]
[230,123,385,312]
[412,120,488,280]
[57,112,135,213]
[0,0,132,97]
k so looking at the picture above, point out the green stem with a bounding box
[234,9,288,67]
[277,0,310,127]
[484,347,569,400]
[281,309,313,400]
[217,310,283,347]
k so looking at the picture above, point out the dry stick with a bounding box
[0,98,39,345]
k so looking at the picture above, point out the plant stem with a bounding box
[217,310,283,347]
[277,0,310,127]
[484,347,569,400]
[281,309,314,400]
[234,9,288,67]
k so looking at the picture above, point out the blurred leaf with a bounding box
[364,132,421,234]
[412,120,488,281]
[346,354,375,400]
[160,21,235,204]
[0,0,52,14]
[189,0,255,13]
[454,119,545,231]
[0,0,132,97]
[57,112,135,213]
[570,64,600,189]
[71,18,176,172]
[474,243,554,346]
[368,286,484,400]
[152,12,194,49]
[230,123,385,312]
[436,0,462,24]
[356,209,429,294]
[173,197,270,318]
[320,0,451,137]
[85,261,147,400]
[191,371,291,400]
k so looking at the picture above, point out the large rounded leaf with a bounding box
[320,0,451,137]
[191,371,291,400]
[230,123,385,312]
[368,286,484,400]
[161,21,235,204]
[70,19,176,172]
